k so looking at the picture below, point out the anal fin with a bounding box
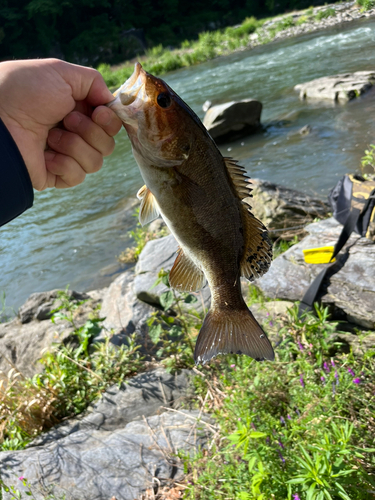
[136,185,160,226]
[169,248,206,292]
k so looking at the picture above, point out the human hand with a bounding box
[0,58,122,190]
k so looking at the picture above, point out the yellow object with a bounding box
[303,246,336,264]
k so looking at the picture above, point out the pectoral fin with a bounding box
[169,248,206,292]
[136,185,160,226]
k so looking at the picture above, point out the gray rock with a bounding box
[0,290,104,378]
[0,369,210,500]
[30,368,192,446]
[100,270,155,344]
[0,410,211,500]
[203,99,262,142]
[295,71,375,102]
[249,179,330,236]
[18,290,91,324]
[256,218,375,329]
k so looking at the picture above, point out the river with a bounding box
[1,17,375,313]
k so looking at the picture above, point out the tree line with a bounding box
[0,0,329,66]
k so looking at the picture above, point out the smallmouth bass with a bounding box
[108,62,274,365]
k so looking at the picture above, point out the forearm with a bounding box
[0,118,34,227]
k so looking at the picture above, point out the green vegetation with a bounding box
[357,0,375,11]
[0,290,143,452]
[315,7,336,20]
[361,144,375,179]
[0,291,13,323]
[0,1,334,67]
[183,305,375,499]
[117,208,169,263]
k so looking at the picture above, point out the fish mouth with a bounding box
[112,62,147,106]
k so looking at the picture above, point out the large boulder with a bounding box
[203,99,262,143]
[256,218,375,329]
[295,71,375,102]
[0,369,211,500]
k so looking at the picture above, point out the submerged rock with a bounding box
[295,71,375,102]
[203,99,262,143]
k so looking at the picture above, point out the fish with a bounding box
[108,62,274,365]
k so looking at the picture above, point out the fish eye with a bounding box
[157,92,172,109]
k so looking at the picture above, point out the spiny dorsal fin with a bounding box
[169,247,206,292]
[240,204,272,281]
[224,158,253,201]
[136,185,160,226]
[223,158,272,281]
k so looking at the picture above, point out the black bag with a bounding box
[298,174,375,316]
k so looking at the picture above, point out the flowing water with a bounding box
[1,18,375,312]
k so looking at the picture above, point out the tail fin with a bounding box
[194,306,274,365]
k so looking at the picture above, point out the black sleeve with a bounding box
[0,118,34,227]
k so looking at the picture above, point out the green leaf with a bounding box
[249,431,267,439]
[160,290,174,310]
[149,324,162,344]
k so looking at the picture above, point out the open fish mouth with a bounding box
[112,62,147,106]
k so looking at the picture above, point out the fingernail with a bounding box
[95,108,111,126]
[48,128,63,145]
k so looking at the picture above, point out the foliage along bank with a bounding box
[0,0,349,67]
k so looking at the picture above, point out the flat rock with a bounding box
[256,218,375,329]
[0,369,210,500]
[203,99,262,143]
[295,71,375,102]
[30,368,192,446]
[0,410,211,500]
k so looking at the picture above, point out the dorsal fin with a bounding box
[169,247,206,292]
[223,158,272,281]
[224,158,253,200]
[136,185,160,226]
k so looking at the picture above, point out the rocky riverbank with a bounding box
[1,177,375,499]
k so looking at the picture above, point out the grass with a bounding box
[315,8,336,21]
[182,304,375,499]
[357,0,375,11]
